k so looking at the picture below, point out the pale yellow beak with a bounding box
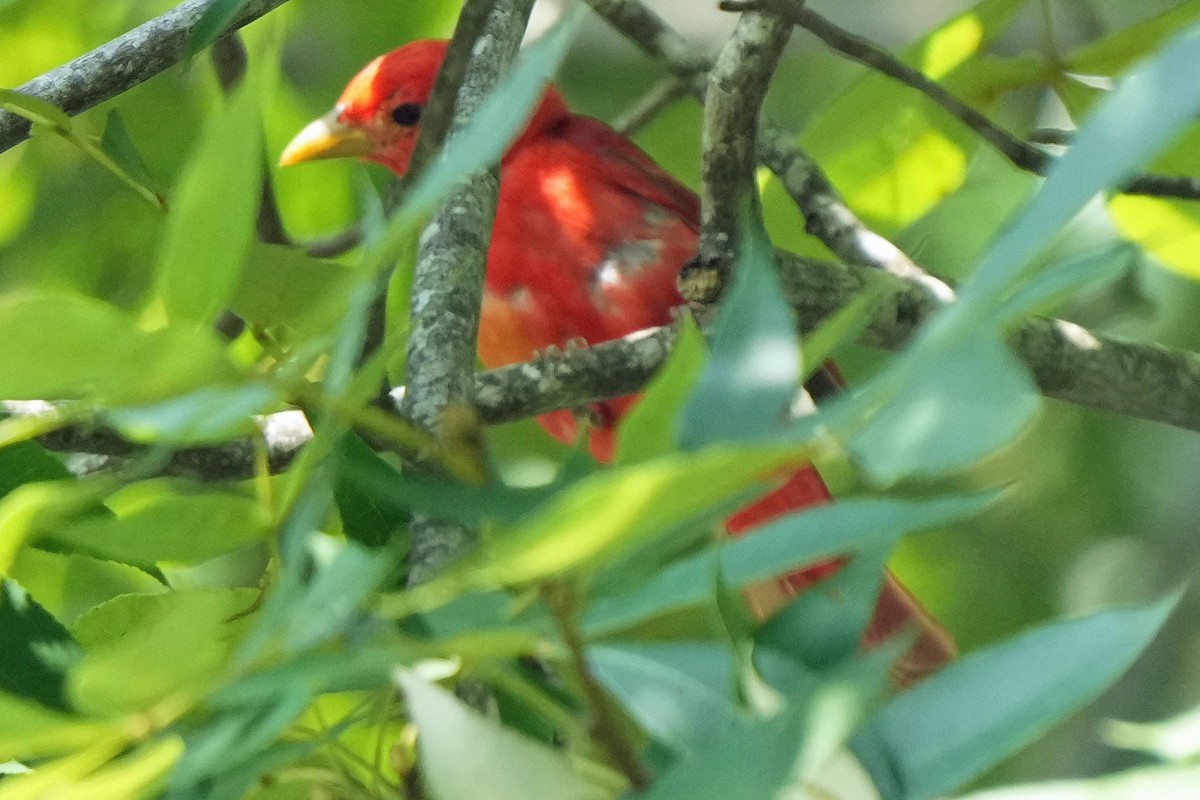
[279,110,373,166]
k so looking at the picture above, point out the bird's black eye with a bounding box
[391,103,422,126]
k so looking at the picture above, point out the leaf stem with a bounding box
[541,581,651,792]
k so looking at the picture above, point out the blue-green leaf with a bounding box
[680,220,799,449]
[852,594,1180,800]
[585,491,994,636]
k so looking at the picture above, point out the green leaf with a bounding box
[0,579,81,710]
[90,109,168,211]
[968,23,1200,300]
[8,547,164,627]
[845,323,1039,483]
[799,280,887,383]
[956,764,1200,800]
[1105,125,1200,279]
[801,0,1029,227]
[0,441,69,500]
[422,445,811,602]
[397,667,615,800]
[153,70,263,325]
[0,290,239,405]
[0,87,71,129]
[589,642,739,756]
[52,484,267,567]
[0,692,121,762]
[996,243,1138,319]
[229,243,358,337]
[0,480,112,576]
[103,384,278,445]
[187,0,253,56]
[584,491,994,636]
[332,434,410,548]
[168,689,315,798]
[339,448,553,527]
[6,737,185,800]
[614,317,706,466]
[679,219,799,449]
[852,595,1179,800]
[1068,0,1200,78]
[639,690,845,800]
[756,545,892,672]
[282,536,391,651]
[70,588,257,714]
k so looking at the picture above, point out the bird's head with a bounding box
[280,39,568,176]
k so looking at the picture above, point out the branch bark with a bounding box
[581,0,954,303]
[696,9,790,281]
[0,0,290,155]
[18,249,1200,481]
[400,0,536,586]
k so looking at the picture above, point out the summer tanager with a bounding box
[281,39,953,684]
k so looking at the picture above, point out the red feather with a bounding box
[287,39,954,684]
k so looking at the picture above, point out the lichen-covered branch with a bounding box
[20,251,1200,482]
[401,0,536,586]
[581,0,953,303]
[696,9,790,279]
[0,0,290,155]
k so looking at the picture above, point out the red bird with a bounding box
[281,39,952,683]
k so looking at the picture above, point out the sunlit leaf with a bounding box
[968,23,1200,299]
[229,243,358,337]
[0,87,71,128]
[584,492,994,636]
[1068,0,1200,79]
[397,667,616,800]
[8,548,164,627]
[153,70,263,325]
[70,589,257,714]
[0,291,239,405]
[52,484,267,567]
[801,0,1028,227]
[0,692,120,763]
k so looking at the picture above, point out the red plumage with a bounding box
[283,39,954,684]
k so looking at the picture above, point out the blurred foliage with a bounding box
[2,1,1200,798]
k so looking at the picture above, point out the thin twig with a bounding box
[723,0,1200,202]
[542,581,651,791]
[612,78,689,136]
[581,0,954,303]
[0,0,291,155]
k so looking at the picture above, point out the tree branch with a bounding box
[581,0,954,303]
[18,250,1200,481]
[724,0,1200,202]
[400,0,536,587]
[696,8,790,281]
[0,0,290,155]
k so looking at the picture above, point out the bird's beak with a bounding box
[279,110,373,166]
